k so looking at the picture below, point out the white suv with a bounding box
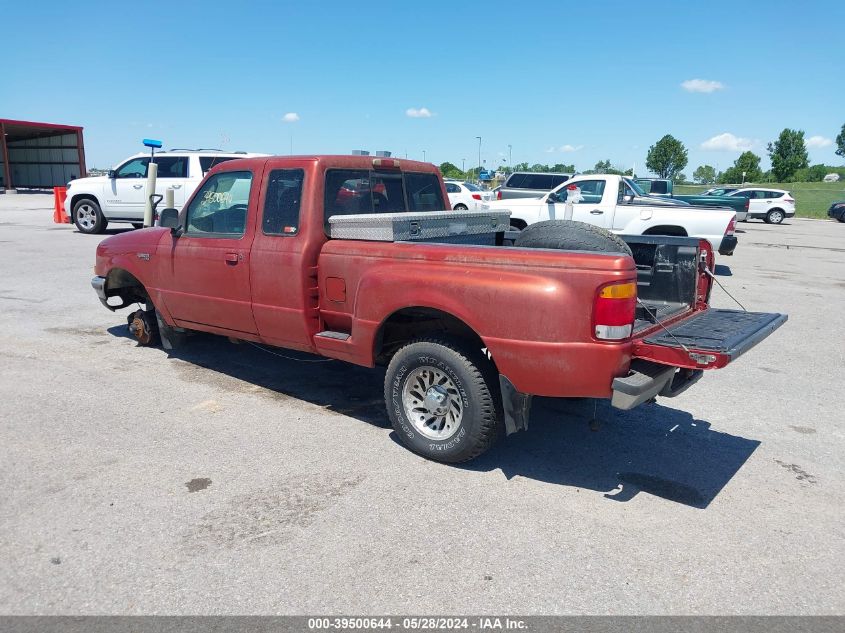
[65,149,266,234]
[726,188,795,224]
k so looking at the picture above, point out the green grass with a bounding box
[675,181,845,218]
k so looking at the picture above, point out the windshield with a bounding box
[623,178,647,196]
[463,182,482,192]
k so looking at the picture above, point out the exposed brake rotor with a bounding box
[128,310,154,345]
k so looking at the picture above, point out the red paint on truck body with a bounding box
[92,155,736,400]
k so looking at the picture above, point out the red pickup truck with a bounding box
[92,155,786,463]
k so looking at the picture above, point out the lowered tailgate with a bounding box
[636,309,787,369]
[611,308,787,410]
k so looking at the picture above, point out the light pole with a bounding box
[508,144,512,170]
[476,136,482,184]
[422,150,426,162]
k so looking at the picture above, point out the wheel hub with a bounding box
[401,366,463,440]
[423,385,449,416]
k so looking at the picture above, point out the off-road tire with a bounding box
[73,198,108,234]
[384,337,503,463]
[514,220,632,256]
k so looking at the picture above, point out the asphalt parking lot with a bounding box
[1,193,843,615]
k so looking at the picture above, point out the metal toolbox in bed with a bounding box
[327,209,511,244]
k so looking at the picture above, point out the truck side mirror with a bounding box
[107,170,116,179]
[622,194,634,204]
[547,192,560,203]
[159,208,182,235]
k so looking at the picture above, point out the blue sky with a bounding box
[3,0,843,175]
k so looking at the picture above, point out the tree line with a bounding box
[644,124,845,184]
[439,123,845,184]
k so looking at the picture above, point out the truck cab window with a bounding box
[185,170,252,236]
[405,173,445,211]
[263,169,304,236]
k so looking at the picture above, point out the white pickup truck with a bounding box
[486,174,738,255]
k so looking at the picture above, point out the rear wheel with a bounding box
[73,199,107,234]
[765,209,785,224]
[514,220,632,256]
[384,337,502,463]
[453,203,468,211]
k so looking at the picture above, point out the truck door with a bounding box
[107,156,150,218]
[157,168,259,334]
[248,163,319,350]
[549,178,613,228]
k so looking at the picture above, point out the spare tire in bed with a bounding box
[514,220,632,256]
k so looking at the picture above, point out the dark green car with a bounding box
[635,178,748,220]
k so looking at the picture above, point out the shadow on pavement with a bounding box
[108,327,759,509]
[457,397,759,509]
[108,327,389,427]
[714,264,732,276]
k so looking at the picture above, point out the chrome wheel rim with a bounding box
[770,210,783,223]
[76,204,96,230]
[402,366,463,440]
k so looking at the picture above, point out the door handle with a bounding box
[133,184,144,189]
[171,184,182,189]
[224,253,240,265]
[590,210,604,215]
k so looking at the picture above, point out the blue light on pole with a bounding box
[143,138,163,161]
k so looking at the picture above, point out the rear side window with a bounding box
[154,156,188,178]
[185,170,252,236]
[405,172,445,211]
[650,181,669,194]
[262,169,304,235]
[199,156,239,174]
[522,174,555,189]
[445,182,460,193]
[550,175,570,188]
[505,173,526,188]
[766,191,783,198]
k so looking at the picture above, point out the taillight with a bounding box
[744,198,750,211]
[472,193,482,200]
[497,190,502,200]
[593,281,636,341]
[784,197,794,204]
[725,216,736,236]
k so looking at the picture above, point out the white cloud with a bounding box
[681,79,725,93]
[806,135,833,148]
[545,146,556,153]
[700,132,756,151]
[406,107,433,118]
[282,112,300,123]
[560,144,583,153]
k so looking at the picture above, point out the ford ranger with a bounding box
[92,156,785,463]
